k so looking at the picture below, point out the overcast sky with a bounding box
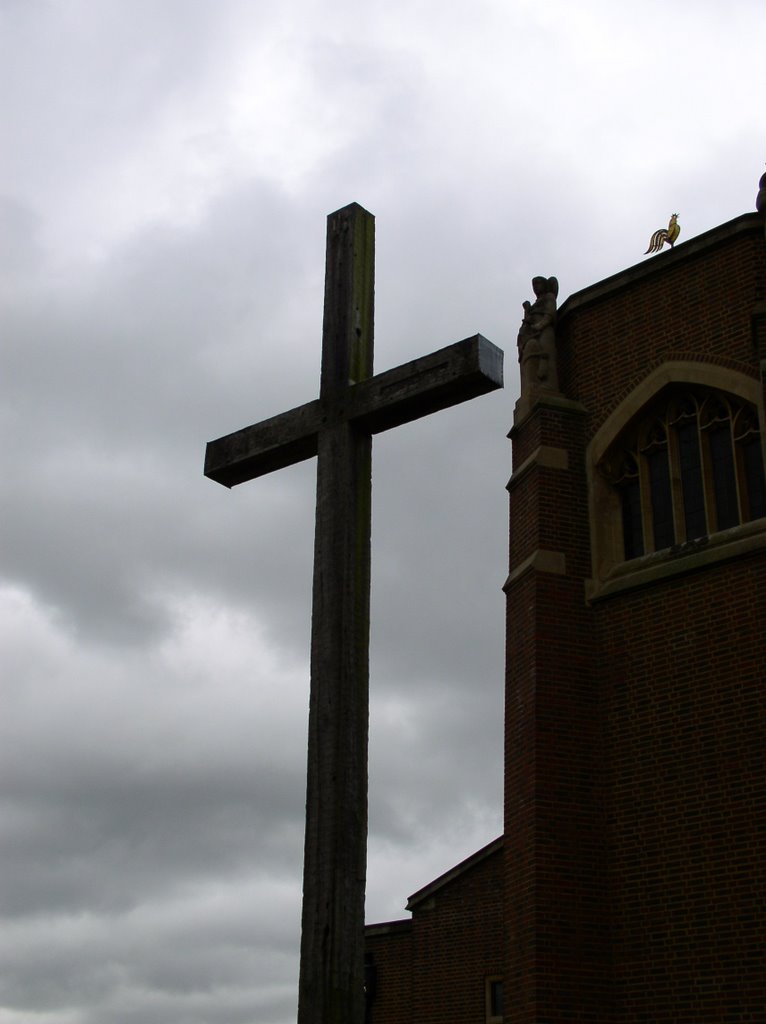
[1,1,763,1022]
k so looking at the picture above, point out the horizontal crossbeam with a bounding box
[204,400,321,488]
[204,334,502,488]
[350,333,502,433]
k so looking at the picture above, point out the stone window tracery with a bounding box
[601,387,766,561]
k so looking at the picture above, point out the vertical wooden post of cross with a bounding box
[299,204,375,1024]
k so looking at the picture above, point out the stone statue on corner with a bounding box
[756,168,766,215]
[518,276,559,397]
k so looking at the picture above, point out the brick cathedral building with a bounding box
[365,187,766,1023]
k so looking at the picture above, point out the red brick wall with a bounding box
[365,921,413,1024]
[410,847,505,1024]
[559,220,766,432]
[504,213,766,1023]
[505,402,609,1023]
[596,558,766,1022]
[365,844,505,1024]
[367,213,766,1024]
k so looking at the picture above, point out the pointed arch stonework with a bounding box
[586,360,766,601]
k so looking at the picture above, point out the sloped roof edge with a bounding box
[365,918,413,937]
[559,212,763,320]
[405,834,504,911]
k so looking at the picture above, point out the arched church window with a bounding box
[601,388,766,561]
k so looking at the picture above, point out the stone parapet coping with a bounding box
[559,212,763,320]
[364,919,413,937]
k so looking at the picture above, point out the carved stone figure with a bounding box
[756,169,766,215]
[517,276,559,395]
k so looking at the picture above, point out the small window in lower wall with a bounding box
[485,976,504,1023]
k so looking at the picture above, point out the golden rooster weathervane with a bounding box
[645,213,680,254]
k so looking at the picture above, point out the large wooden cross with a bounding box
[204,203,502,1024]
